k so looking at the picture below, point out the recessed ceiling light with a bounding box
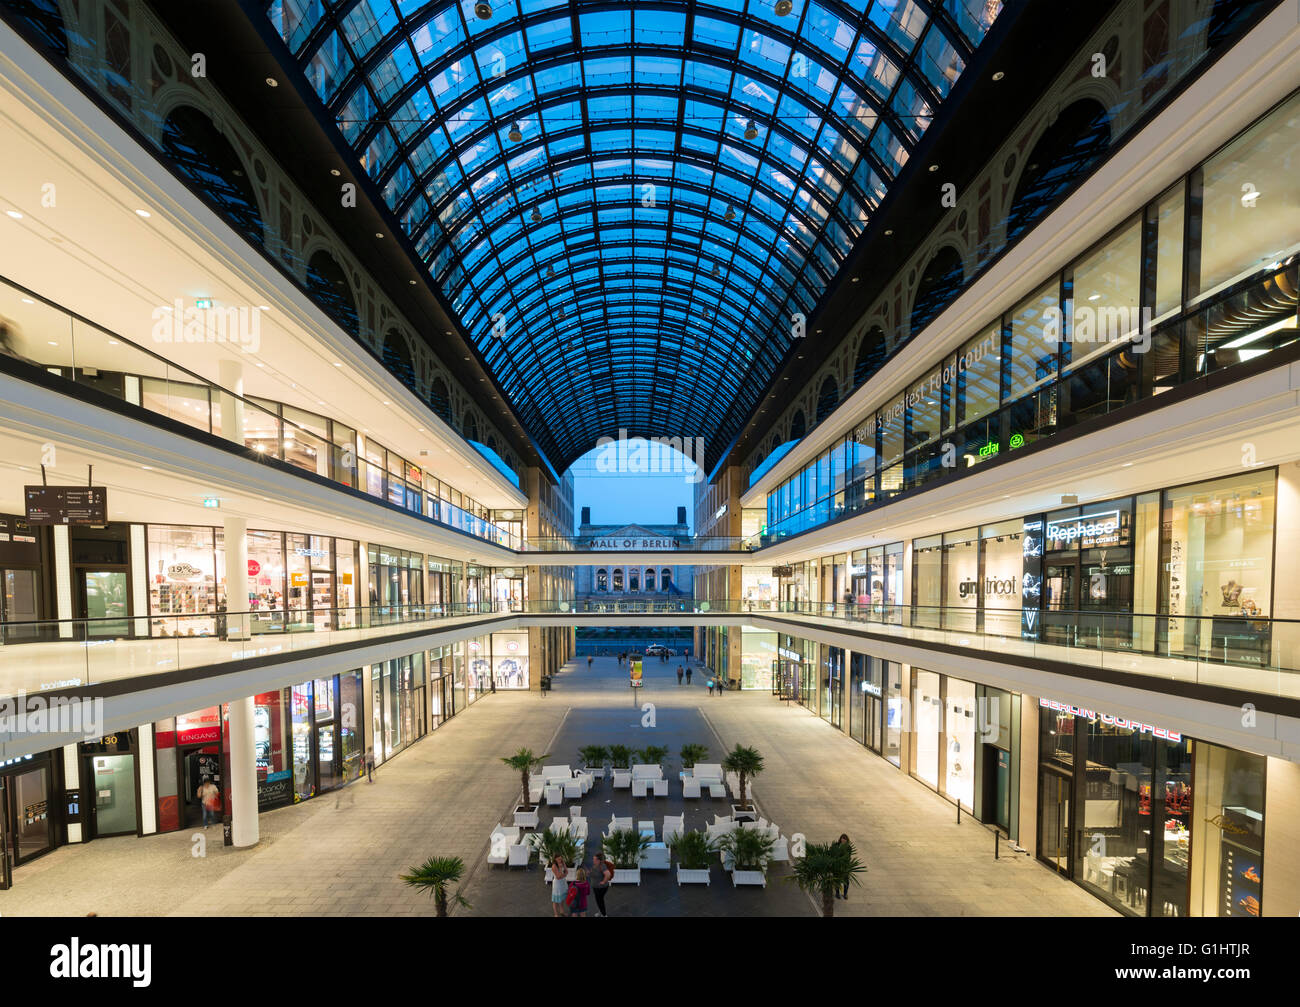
[135,208,151,218]
[5,210,22,219]
[142,465,154,470]
[409,279,417,285]
[330,169,341,177]
[928,164,939,173]
[332,361,342,367]
[1122,462,1134,468]
[382,401,390,405]
[992,71,1005,81]
[255,362,265,368]
[20,297,33,304]
[47,340,58,346]
[375,232,384,238]
[851,277,859,283]
[265,77,278,87]
[258,305,270,311]
[884,229,893,235]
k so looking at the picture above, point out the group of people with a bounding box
[673,665,724,694]
[547,851,615,917]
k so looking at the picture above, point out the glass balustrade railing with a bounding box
[0,602,508,700]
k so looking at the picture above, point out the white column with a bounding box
[63,744,82,843]
[54,525,73,640]
[217,359,245,445]
[129,524,148,638]
[136,722,157,835]
[226,696,259,848]
[224,516,248,641]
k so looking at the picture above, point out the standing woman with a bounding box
[549,855,570,917]
[570,867,592,918]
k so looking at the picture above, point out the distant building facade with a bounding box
[573,507,695,600]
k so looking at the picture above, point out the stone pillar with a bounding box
[226,696,259,848]
[224,515,248,640]
[217,359,245,446]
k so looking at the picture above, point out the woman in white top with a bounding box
[549,855,569,916]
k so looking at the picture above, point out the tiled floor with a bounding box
[0,656,1113,917]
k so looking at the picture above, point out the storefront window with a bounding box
[1150,181,1185,321]
[884,661,903,767]
[248,530,286,632]
[147,525,218,636]
[491,631,529,689]
[944,677,976,813]
[943,528,978,632]
[290,684,314,801]
[912,670,941,789]
[981,520,1023,636]
[254,689,291,810]
[1192,744,1266,917]
[913,534,942,628]
[1160,470,1275,665]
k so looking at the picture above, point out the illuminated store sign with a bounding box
[1039,698,1182,741]
[1047,510,1120,546]
[586,537,677,550]
[293,547,328,559]
[1021,518,1044,640]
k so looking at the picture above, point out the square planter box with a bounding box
[677,868,711,886]
[543,867,578,884]
[513,806,541,829]
[731,805,757,822]
[610,867,641,886]
[583,766,605,783]
[732,869,767,888]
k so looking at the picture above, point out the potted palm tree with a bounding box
[786,840,867,917]
[536,826,583,884]
[669,829,715,886]
[636,745,670,773]
[578,744,608,782]
[400,856,471,916]
[717,827,775,887]
[602,828,651,886]
[501,747,548,828]
[679,743,709,772]
[608,744,632,769]
[721,744,765,819]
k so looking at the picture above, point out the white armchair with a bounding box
[770,835,789,862]
[632,779,649,798]
[682,778,701,799]
[563,778,582,799]
[570,817,589,842]
[507,843,531,869]
[545,784,564,806]
[662,815,685,844]
[605,815,633,836]
[612,770,632,789]
[652,779,669,797]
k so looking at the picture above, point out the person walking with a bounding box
[197,777,220,829]
[587,654,593,670]
[707,677,714,696]
[676,666,684,686]
[569,867,592,917]
[685,666,692,685]
[364,748,376,783]
[831,834,852,900]
[591,853,614,917]
[549,855,570,917]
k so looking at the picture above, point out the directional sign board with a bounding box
[24,486,108,525]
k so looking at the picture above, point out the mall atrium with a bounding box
[0,0,1298,938]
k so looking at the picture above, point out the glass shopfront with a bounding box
[851,542,903,617]
[490,631,529,689]
[848,653,884,753]
[0,752,59,864]
[820,645,844,727]
[148,525,220,636]
[740,628,777,690]
[372,654,426,763]
[369,545,423,609]
[0,514,50,643]
[1034,699,1243,917]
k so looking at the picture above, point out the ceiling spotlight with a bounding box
[134,208,152,218]
[375,232,384,238]
[928,164,939,173]
[330,168,341,177]
[992,71,1005,81]
[474,0,492,19]
[5,210,22,219]
[508,121,522,142]
[265,77,278,87]
[409,279,417,285]
[724,204,736,221]
[744,119,758,140]
[775,0,793,14]
[884,228,893,235]
[530,206,542,223]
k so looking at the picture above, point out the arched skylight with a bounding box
[265,0,1002,469]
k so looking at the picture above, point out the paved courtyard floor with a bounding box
[0,656,1113,917]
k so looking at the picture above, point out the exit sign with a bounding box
[202,497,220,508]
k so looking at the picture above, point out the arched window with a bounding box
[789,410,806,441]
[1007,100,1111,243]
[10,0,70,57]
[161,106,264,248]
[815,376,839,424]
[645,568,656,592]
[596,569,608,592]
[661,568,673,592]
[382,329,416,393]
[629,569,640,592]
[613,569,624,592]
[305,250,358,337]
[463,413,479,442]
[428,376,451,423]
[853,326,888,389]
[910,247,964,335]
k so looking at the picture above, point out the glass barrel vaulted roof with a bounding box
[265,0,1004,471]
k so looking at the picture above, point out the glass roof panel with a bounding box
[271,0,999,470]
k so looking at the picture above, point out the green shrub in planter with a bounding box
[608,744,633,769]
[602,827,651,869]
[718,827,775,872]
[679,743,709,769]
[578,745,608,767]
[668,829,716,871]
[536,826,582,869]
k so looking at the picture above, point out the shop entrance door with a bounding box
[1038,768,1073,876]
[3,766,54,864]
[178,748,221,829]
[1043,561,1077,647]
[85,753,138,838]
[79,569,130,639]
[1,568,43,642]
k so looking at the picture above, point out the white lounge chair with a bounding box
[638,820,656,840]
[770,835,789,862]
[605,816,633,836]
[652,779,669,797]
[569,806,584,819]
[682,778,701,799]
[708,784,727,799]
[507,843,531,868]
[632,779,649,798]
[545,785,564,806]
[564,778,582,799]
[662,815,685,843]
[612,770,632,789]
[488,825,519,865]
